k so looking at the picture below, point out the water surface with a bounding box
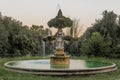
[6,59,112,70]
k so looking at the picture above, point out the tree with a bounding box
[65,19,83,56]
[0,12,47,57]
[0,19,9,57]
[111,44,120,58]
[81,32,109,57]
[83,10,119,46]
[81,10,120,58]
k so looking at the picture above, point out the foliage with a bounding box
[65,39,81,56]
[81,32,109,57]
[83,10,120,45]
[110,44,120,58]
[45,40,54,55]
[65,19,83,56]
[81,10,120,58]
[0,13,50,57]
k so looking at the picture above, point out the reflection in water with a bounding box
[86,61,112,68]
[7,59,113,70]
[70,60,86,69]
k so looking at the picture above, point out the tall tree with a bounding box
[83,10,119,47]
[0,12,47,57]
[81,10,120,58]
[65,19,83,56]
[81,32,109,57]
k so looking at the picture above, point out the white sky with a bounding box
[0,0,120,29]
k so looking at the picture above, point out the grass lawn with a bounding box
[0,56,120,80]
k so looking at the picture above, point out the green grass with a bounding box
[0,56,120,80]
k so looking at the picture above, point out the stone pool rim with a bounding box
[4,59,117,76]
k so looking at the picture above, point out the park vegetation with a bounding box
[0,10,120,58]
[81,10,120,58]
[0,13,52,57]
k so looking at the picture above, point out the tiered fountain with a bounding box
[49,9,71,68]
[4,9,117,76]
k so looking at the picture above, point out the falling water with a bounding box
[42,40,45,56]
[48,29,51,36]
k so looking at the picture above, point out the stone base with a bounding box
[55,49,65,56]
[50,55,70,68]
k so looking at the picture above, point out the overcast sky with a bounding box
[0,0,120,29]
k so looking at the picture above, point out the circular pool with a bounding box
[4,59,117,76]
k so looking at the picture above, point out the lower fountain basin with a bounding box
[4,59,117,76]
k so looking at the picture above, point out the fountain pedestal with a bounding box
[50,28,70,68]
[50,49,70,68]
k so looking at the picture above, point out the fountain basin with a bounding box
[4,59,117,76]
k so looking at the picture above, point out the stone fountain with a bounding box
[47,9,73,68]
